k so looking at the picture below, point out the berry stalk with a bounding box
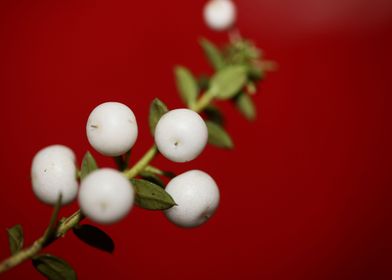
[0,145,156,273]
[0,88,215,274]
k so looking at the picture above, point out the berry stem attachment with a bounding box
[190,89,216,112]
[123,145,157,179]
[0,71,218,275]
[144,165,165,175]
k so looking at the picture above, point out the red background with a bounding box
[1,0,392,279]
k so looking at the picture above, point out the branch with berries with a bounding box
[0,1,275,279]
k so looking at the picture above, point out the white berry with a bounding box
[78,168,134,224]
[203,0,236,31]
[154,109,208,162]
[164,170,220,228]
[31,145,78,205]
[86,102,138,156]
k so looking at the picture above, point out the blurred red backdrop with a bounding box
[1,0,392,279]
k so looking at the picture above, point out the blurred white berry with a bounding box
[78,168,134,224]
[154,109,208,162]
[164,170,220,228]
[86,102,138,156]
[31,145,78,205]
[203,0,236,31]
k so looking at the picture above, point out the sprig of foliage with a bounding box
[0,34,274,280]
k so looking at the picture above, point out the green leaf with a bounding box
[6,224,23,255]
[32,254,77,280]
[174,66,198,107]
[206,121,234,149]
[199,38,225,70]
[80,151,98,180]
[209,65,248,100]
[139,171,165,188]
[131,179,175,210]
[204,105,225,126]
[73,224,114,253]
[235,93,256,121]
[149,98,168,135]
[42,194,62,246]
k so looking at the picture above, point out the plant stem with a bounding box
[0,146,157,274]
[191,89,216,113]
[0,90,212,274]
[123,145,157,179]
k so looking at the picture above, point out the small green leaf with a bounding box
[200,38,225,70]
[204,105,225,126]
[131,179,175,210]
[206,121,234,149]
[73,224,114,253]
[42,194,62,246]
[6,224,23,255]
[32,254,77,280]
[209,65,247,100]
[139,171,165,188]
[235,92,256,121]
[174,66,198,107]
[149,98,168,135]
[80,151,98,180]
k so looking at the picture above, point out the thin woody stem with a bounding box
[0,74,216,275]
[0,146,157,274]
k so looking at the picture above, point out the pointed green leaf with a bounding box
[73,224,114,253]
[199,38,225,70]
[32,254,77,280]
[204,105,225,126]
[174,66,198,107]
[210,65,247,100]
[235,92,256,121]
[149,98,168,135]
[6,224,23,255]
[80,151,98,180]
[131,179,175,210]
[206,121,234,149]
[139,171,165,188]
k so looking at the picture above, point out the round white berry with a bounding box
[31,145,78,205]
[78,168,134,224]
[86,102,138,156]
[154,109,208,162]
[203,0,236,31]
[164,170,220,228]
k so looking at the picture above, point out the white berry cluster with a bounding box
[29,0,240,230]
[31,102,220,227]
